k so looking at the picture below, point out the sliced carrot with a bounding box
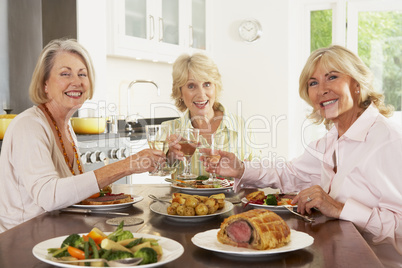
[88,192,101,199]
[87,229,106,245]
[67,246,85,260]
[82,234,89,242]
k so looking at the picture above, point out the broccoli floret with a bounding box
[265,194,278,205]
[196,175,209,181]
[108,221,134,242]
[134,247,158,265]
[106,250,134,261]
[117,230,134,241]
[61,234,84,248]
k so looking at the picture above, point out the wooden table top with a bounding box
[0,184,382,267]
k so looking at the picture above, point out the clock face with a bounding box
[239,19,262,42]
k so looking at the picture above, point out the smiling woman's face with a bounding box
[307,62,360,124]
[181,72,216,120]
[45,51,89,112]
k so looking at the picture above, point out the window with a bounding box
[310,9,332,52]
[306,0,402,115]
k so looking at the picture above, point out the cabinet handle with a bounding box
[189,25,193,47]
[159,17,164,42]
[149,15,155,40]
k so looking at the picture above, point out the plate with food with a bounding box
[72,195,144,211]
[32,221,184,268]
[150,192,234,222]
[167,177,234,195]
[191,209,313,257]
[242,190,297,212]
[72,185,143,210]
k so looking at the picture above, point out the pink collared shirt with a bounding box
[235,104,402,265]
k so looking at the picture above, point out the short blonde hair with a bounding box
[171,53,223,112]
[299,45,393,129]
[29,38,95,105]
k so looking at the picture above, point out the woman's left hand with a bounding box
[292,185,344,218]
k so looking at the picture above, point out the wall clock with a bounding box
[238,19,262,42]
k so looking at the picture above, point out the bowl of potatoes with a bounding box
[149,193,233,222]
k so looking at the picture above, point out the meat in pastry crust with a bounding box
[217,209,290,250]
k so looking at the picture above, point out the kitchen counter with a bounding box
[0,184,382,268]
[76,131,145,142]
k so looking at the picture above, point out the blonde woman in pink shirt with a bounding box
[203,45,402,267]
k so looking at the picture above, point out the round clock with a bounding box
[238,19,262,42]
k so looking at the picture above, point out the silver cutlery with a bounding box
[52,257,143,267]
[284,206,315,222]
[60,208,129,216]
[148,194,171,204]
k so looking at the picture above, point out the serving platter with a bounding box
[192,229,313,257]
[32,232,184,268]
[150,200,233,222]
[72,195,143,211]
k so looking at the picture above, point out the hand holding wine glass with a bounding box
[201,133,225,186]
[145,125,170,176]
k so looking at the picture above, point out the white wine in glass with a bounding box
[145,124,170,176]
[201,133,225,186]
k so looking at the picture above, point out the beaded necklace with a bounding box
[42,104,83,175]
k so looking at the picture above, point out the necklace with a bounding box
[42,104,83,175]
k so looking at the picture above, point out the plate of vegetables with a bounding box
[32,221,184,267]
[241,190,298,212]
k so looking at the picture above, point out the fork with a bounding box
[284,206,315,222]
[148,194,171,204]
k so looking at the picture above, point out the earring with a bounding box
[355,90,360,94]
[178,98,183,104]
[44,86,48,93]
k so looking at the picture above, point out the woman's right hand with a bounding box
[166,134,185,161]
[128,149,165,173]
[200,149,245,178]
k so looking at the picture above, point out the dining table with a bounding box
[0,183,383,268]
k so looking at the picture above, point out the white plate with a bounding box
[72,195,144,211]
[171,184,233,195]
[241,197,297,212]
[150,200,233,222]
[32,232,184,268]
[192,229,313,257]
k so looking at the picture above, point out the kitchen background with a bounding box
[1,0,401,166]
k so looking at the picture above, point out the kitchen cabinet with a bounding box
[107,0,211,63]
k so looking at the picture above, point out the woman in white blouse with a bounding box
[0,39,164,232]
[203,45,402,267]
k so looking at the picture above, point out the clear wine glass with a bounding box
[145,124,170,176]
[175,128,200,179]
[201,133,225,186]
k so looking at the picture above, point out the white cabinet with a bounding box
[107,0,211,63]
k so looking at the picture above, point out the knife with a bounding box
[60,208,129,216]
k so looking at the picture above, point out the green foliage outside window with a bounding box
[358,11,402,111]
[310,10,332,52]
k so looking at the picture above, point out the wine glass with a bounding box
[145,124,170,176]
[175,128,200,179]
[201,133,225,186]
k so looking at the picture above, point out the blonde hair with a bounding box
[171,53,223,112]
[29,38,95,105]
[299,45,393,129]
